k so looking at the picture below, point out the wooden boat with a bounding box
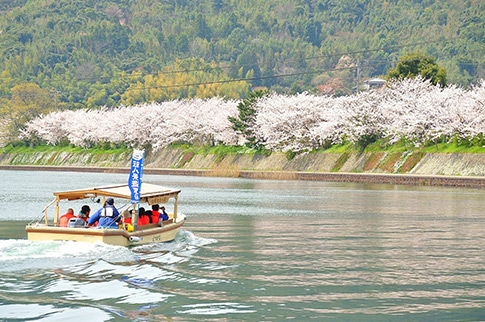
[26,183,185,246]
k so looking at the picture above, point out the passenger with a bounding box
[121,209,132,224]
[151,204,161,223]
[59,208,75,227]
[77,205,91,222]
[145,210,154,224]
[121,209,134,231]
[138,207,150,226]
[159,206,169,221]
[88,198,120,228]
[151,204,169,222]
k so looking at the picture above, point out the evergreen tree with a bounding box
[194,14,211,40]
[228,89,269,148]
[387,53,447,87]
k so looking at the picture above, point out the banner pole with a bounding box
[128,149,145,231]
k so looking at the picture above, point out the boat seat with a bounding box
[138,219,174,229]
[67,217,87,228]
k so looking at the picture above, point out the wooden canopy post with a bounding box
[133,203,139,230]
[173,194,178,221]
[41,198,57,226]
[53,197,60,227]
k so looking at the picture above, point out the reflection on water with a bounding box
[0,170,484,320]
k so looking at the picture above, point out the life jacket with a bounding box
[151,211,160,223]
[101,207,114,218]
[139,215,150,226]
[59,213,75,227]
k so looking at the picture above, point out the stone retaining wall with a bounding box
[1,148,485,188]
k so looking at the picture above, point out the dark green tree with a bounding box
[261,54,276,87]
[193,14,211,40]
[175,33,189,53]
[387,52,447,86]
[236,48,261,86]
[303,19,322,46]
[221,12,239,37]
[457,56,478,76]
[228,90,269,148]
[211,0,225,13]
[107,23,131,54]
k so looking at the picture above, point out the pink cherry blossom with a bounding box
[21,78,485,151]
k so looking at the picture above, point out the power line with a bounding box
[1,52,483,100]
[76,35,466,82]
[1,47,483,100]
[150,37,461,76]
[122,56,441,91]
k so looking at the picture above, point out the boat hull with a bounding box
[26,215,185,246]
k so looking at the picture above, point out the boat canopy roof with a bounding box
[53,183,181,204]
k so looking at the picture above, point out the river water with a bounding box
[0,169,484,321]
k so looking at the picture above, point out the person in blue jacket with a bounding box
[88,198,120,228]
[159,206,169,221]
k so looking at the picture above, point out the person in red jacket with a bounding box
[138,207,150,226]
[59,208,75,227]
[151,204,169,223]
[145,210,154,224]
[150,204,161,223]
[122,209,132,224]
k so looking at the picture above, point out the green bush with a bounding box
[286,150,296,160]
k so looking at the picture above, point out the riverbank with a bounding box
[2,147,485,188]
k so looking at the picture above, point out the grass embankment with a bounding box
[2,144,130,155]
[177,144,256,155]
[321,141,485,154]
[2,140,485,157]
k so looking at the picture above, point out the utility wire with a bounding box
[76,35,466,82]
[1,48,483,99]
[122,56,441,91]
[2,52,484,99]
[153,37,457,75]
[4,55,472,97]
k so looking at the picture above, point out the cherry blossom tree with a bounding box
[22,98,238,149]
[21,78,485,152]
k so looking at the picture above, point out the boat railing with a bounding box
[28,198,58,227]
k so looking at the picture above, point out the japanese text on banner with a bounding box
[129,149,145,204]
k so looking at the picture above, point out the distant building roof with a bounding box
[364,78,386,85]
[363,78,386,90]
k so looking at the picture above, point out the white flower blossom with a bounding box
[21,78,485,151]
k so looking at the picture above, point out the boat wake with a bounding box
[0,230,216,273]
[0,239,134,272]
[133,229,217,252]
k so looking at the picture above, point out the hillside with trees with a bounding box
[0,0,484,148]
[0,0,483,104]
